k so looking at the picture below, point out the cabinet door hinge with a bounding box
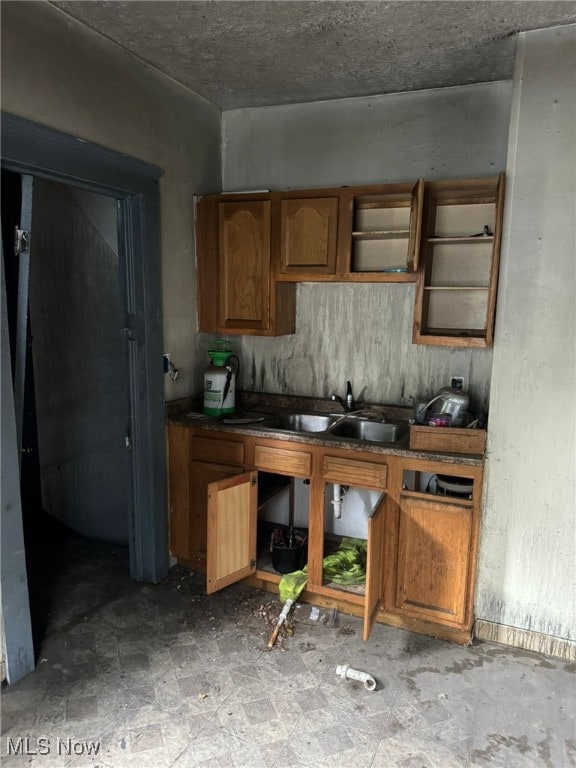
[14,228,30,255]
[250,559,256,568]
[251,476,258,486]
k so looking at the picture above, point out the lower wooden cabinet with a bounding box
[206,471,258,594]
[394,494,473,627]
[168,424,483,643]
[168,425,245,569]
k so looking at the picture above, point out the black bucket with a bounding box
[270,528,307,574]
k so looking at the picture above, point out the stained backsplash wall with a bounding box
[231,283,493,412]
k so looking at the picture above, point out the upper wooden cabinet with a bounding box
[279,195,340,275]
[413,173,505,347]
[196,195,296,336]
[195,175,504,341]
[196,182,424,335]
[341,179,424,280]
[274,181,424,282]
[219,200,271,332]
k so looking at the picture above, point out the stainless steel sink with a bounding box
[276,412,338,432]
[328,418,407,443]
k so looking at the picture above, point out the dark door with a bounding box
[0,171,35,683]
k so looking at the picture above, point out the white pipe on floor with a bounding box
[336,664,377,691]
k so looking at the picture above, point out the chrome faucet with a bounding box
[331,381,354,412]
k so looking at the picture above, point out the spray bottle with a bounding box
[203,340,239,416]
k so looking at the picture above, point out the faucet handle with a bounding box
[345,381,354,409]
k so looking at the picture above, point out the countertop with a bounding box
[166,392,485,467]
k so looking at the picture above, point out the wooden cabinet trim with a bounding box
[168,425,192,560]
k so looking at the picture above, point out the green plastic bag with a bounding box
[278,537,367,602]
[279,567,308,603]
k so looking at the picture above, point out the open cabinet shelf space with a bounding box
[413,173,505,347]
[348,179,424,275]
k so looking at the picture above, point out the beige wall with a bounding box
[477,25,576,644]
[1,1,222,397]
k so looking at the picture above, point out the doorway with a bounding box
[2,171,133,647]
[1,114,167,684]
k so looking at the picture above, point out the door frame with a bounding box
[1,117,167,604]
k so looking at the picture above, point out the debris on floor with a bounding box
[164,566,364,650]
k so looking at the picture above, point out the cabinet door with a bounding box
[279,196,339,275]
[395,496,473,627]
[219,200,271,332]
[406,177,425,272]
[189,460,245,572]
[363,493,386,641]
[206,471,258,594]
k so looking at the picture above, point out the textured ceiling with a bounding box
[52,1,576,110]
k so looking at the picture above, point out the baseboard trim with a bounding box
[474,619,576,661]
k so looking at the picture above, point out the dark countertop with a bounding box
[166,392,485,467]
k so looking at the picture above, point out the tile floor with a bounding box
[1,523,575,768]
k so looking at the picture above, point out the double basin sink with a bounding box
[259,410,407,445]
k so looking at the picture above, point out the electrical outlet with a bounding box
[451,376,465,391]
[163,353,171,374]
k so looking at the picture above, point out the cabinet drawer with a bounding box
[192,436,244,465]
[323,455,387,489]
[253,445,311,476]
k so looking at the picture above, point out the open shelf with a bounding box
[424,286,489,291]
[401,470,476,504]
[349,180,423,274]
[413,174,505,347]
[353,229,411,240]
[428,236,494,245]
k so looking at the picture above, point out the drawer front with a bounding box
[323,455,387,489]
[192,436,244,466]
[253,445,311,477]
[409,425,486,455]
